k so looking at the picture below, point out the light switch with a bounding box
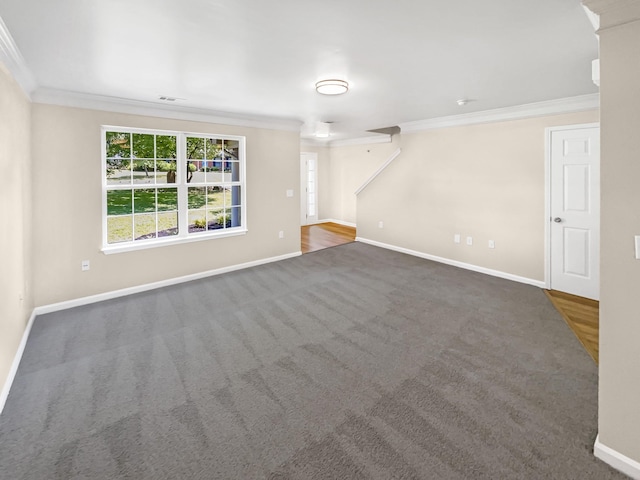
[454,234,461,244]
[635,236,640,260]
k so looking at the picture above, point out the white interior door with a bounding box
[550,126,600,300]
[300,153,318,225]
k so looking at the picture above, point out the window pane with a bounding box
[133,189,156,214]
[206,165,223,183]
[158,211,178,237]
[230,206,241,228]
[156,135,176,159]
[132,159,156,184]
[188,187,206,209]
[205,138,221,159]
[187,161,200,183]
[186,137,204,159]
[230,185,241,206]
[134,213,157,240]
[225,139,240,160]
[107,215,133,244]
[106,158,132,185]
[107,189,133,216]
[189,209,207,233]
[207,186,223,208]
[106,132,131,158]
[157,188,178,212]
[156,160,177,184]
[207,209,225,230]
[222,161,240,182]
[132,133,154,159]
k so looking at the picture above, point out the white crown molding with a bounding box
[300,138,331,147]
[355,237,546,288]
[583,4,601,31]
[399,94,600,134]
[329,134,392,147]
[31,87,303,132]
[594,435,640,479]
[583,0,640,29]
[0,15,37,97]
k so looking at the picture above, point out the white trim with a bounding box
[356,237,545,288]
[31,87,302,132]
[544,122,600,291]
[300,139,330,148]
[300,152,319,225]
[36,251,302,315]
[355,148,402,195]
[0,310,36,415]
[0,15,37,96]
[102,229,248,255]
[313,218,357,228]
[300,135,392,148]
[399,94,600,134]
[329,135,392,147]
[594,434,640,479]
[0,250,301,416]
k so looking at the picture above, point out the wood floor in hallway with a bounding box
[544,290,599,364]
[301,222,356,254]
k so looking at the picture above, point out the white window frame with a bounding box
[101,126,247,254]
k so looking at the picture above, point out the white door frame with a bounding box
[544,122,600,291]
[300,152,319,225]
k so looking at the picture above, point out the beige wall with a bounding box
[326,138,400,224]
[356,111,598,281]
[0,64,32,391]
[596,15,640,464]
[300,145,331,221]
[31,104,301,306]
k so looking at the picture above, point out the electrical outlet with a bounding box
[81,260,90,271]
[466,236,473,246]
[286,189,294,197]
[279,231,284,239]
[378,221,384,229]
[454,234,461,244]
[488,240,495,249]
[635,235,640,259]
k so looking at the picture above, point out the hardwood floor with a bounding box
[301,222,356,254]
[544,290,599,364]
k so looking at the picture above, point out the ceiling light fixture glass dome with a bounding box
[315,79,349,95]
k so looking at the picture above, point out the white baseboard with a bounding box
[355,237,545,288]
[595,434,640,479]
[0,309,37,415]
[0,251,301,415]
[35,251,301,315]
[312,218,357,228]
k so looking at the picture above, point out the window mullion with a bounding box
[177,134,189,238]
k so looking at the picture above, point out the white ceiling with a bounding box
[0,0,598,141]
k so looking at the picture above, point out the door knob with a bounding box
[554,217,562,223]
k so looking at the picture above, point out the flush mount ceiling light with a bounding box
[315,79,349,95]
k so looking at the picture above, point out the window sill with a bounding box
[102,228,248,255]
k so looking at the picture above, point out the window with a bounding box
[103,127,246,253]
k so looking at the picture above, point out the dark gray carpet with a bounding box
[0,242,626,479]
